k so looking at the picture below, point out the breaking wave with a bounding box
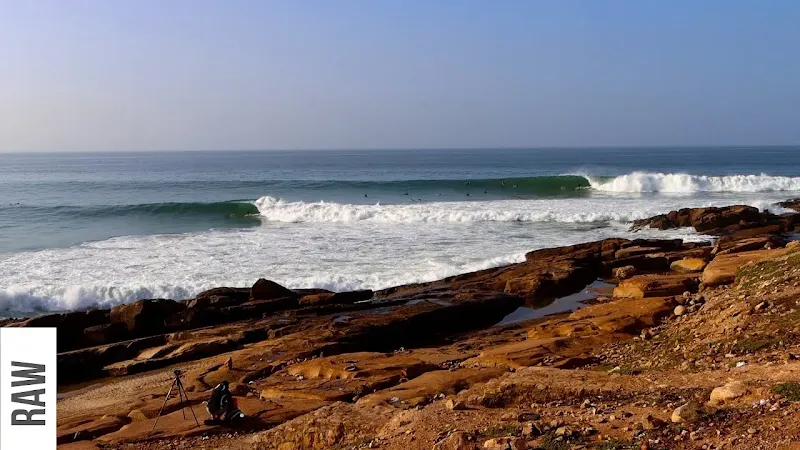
[254,196,655,224]
[585,172,800,193]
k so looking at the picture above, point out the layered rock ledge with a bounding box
[31,202,800,449]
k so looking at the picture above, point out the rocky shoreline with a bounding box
[18,200,800,449]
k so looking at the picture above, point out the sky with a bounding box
[1,1,800,152]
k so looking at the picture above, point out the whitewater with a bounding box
[1,189,796,315]
[2,147,800,317]
[585,172,800,193]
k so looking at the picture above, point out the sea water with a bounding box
[1,147,799,316]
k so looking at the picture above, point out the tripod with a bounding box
[150,369,200,435]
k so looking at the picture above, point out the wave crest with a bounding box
[585,172,800,193]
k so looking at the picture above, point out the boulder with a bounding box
[709,381,748,406]
[83,322,128,346]
[671,401,702,424]
[615,246,665,259]
[613,273,699,298]
[642,414,666,430]
[612,265,637,280]
[446,399,468,411]
[777,199,800,212]
[222,297,299,320]
[604,255,670,274]
[716,236,782,255]
[483,437,526,450]
[299,293,335,306]
[633,205,779,235]
[702,249,788,287]
[670,258,708,273]
[194,286,250,302]
[250,278,297,301]
[20,309,110,352]
[690,205,762,233]
[110,299,185,336]
[433,431,477,450]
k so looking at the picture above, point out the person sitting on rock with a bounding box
[206,381,244,424]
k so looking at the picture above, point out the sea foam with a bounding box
[585,172,800,193]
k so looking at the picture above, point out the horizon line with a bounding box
[1,144,799,155]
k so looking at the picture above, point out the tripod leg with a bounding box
[150,378,177,436]
[178,385,187,419]
[177,379,201,427]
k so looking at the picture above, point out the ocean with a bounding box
[2,147,800,317]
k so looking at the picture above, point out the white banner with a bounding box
[0,327,57,449]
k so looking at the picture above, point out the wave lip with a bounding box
[585,172,800,193]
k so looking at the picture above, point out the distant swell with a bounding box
[4,201,260,220]
[585,172,800,193]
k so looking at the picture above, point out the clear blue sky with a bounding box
[1,1,799,151]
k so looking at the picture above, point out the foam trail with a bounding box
[254,196,653,224]
[585,172,800,193]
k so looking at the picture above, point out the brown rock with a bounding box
[615,246,664,259]
[250,278,298,301]
[613,273,699,298]
[483,437,526,450]
[357,368,505,407]
[110,299,185,336]
[702,248,789,286]
[127,409,148,421]
[83,322,128,346]
[299,290,374,306]
[709,381,748,406]
[445,399,467,411]
[670,258,708,273]
[716,236,782,255]
[671,401,702,424]
[433,431,477,450]
[641,414,666,430]
[612,265,637,280]
[20,309,110,352]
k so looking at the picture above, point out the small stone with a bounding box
[580,399,591,409]
[747,428,758,435]
[483,437,526,450]
[522,422,542,437]
[613,265,637,280]
[754,302,768,311]
[709,381,748,406]
[641,414,665,430]
[671,402,702,424]
[446,399,467,411]
[674,305,686,316]
[554,426,570,437]
[127,409,148,421]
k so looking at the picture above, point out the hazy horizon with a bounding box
[2,1,800,152]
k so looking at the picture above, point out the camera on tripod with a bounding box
[149,368,200,436]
